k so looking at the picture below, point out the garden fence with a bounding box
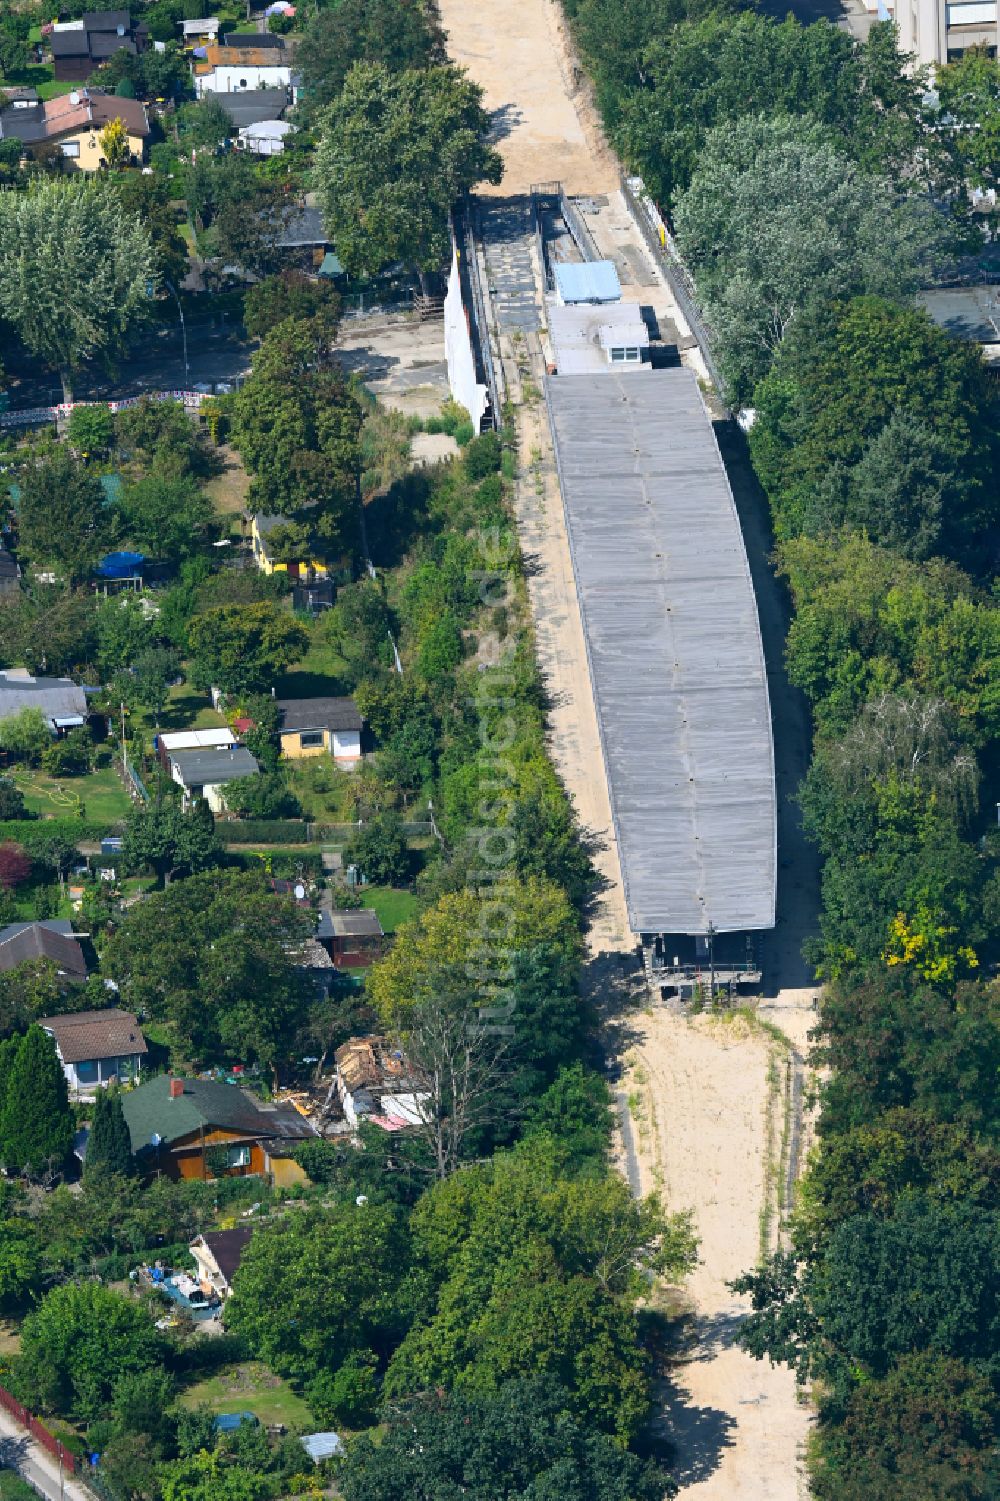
[0,1380,77,1474]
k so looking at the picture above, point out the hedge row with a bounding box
[215,819,311,845]
[0,818,119,849]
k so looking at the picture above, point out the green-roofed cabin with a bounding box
[122,1074,315,1182]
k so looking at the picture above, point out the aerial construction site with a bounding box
[439,0,818,1493]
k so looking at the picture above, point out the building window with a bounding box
[76,1059,98,1084]
[299,731,324,748]
[226,1144,251,1169]
[60,141,81,158]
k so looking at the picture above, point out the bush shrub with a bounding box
[463,431,502,480]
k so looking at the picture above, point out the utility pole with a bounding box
[163,279,190,387]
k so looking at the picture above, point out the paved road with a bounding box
[5,326,254,409]
[0,1426,93,1501]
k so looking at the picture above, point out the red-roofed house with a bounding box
[0,88,149,170]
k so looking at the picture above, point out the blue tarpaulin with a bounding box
[96,550,145,579]
[215,1413,257,1433]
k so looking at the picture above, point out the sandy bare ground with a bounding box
[627,1010,812,1498]
[439,0,617,197]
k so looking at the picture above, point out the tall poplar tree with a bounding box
[0,179,155,401]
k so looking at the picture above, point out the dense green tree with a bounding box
[0,1216,43,1313]
[750,297,1000,550]
[833,411,958,560]
[101,868,313,1070]
[159,1451,271,1501]
[110,1366,175,1449]
[811,1354,1000,1501]
[327,580,397,678]
[122,796,220,887]
[937,48,1000,190]
[0,1025,75,1180]
[226,1201,412,1384]
[674,117,951,401]
[0,960,74,1040]
[0,180,154,401]
[231,318,363,547]
[17,446,110,582]
[344,811,408,886]
[0,589,98,678]
[794,1109,1000,1258]
[342,1379,672,1501]
[88,38,188,101]
[778,532,1000,741]
[243,271,341,343]
[313,63,503,290]
[371,876,580,1025]
[0,780,28,820]
[108,171,189,287]
[19,1282,166,1423]
[0,30,29,78]
[522,1064,613,1172]
[67,403,115,457]
[120,475,216,563]
[509,789,596,914]
[222,772,299,820]
[186,602,308,697]
[369,878,585,1163]
[85,1086,135,1182]
[385,1138,696,1442]
[115,396,211,481]
[812,973,1000,1137]
[819,1201,1000,1375]
[175,95,234,150]
[297,0,445,118]
[799,695,978,861]
[0,708,51,768]
[612,16,942,205]
[95,594,157,677]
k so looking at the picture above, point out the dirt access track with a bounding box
[439,0,815,1495]
[440,0,617,196]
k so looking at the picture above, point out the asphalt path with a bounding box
[0,1426,94,1501]
[4,326,254,409]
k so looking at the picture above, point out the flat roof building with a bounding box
[545,367,776,943]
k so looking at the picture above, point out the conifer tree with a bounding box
[85,1085,134,1182]
[0,1025,74,1180]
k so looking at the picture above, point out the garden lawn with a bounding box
[284,760,354,823]
[178,1362,311,1430]
[4,65,78,99]
[152,680,228,734]
[363,885,420,933]
[13,766,131,823]
[0,1472,39,1500]
[274,621,351,701]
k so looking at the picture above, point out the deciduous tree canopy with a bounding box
[0,180,155,401]
[313,63,503,287]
